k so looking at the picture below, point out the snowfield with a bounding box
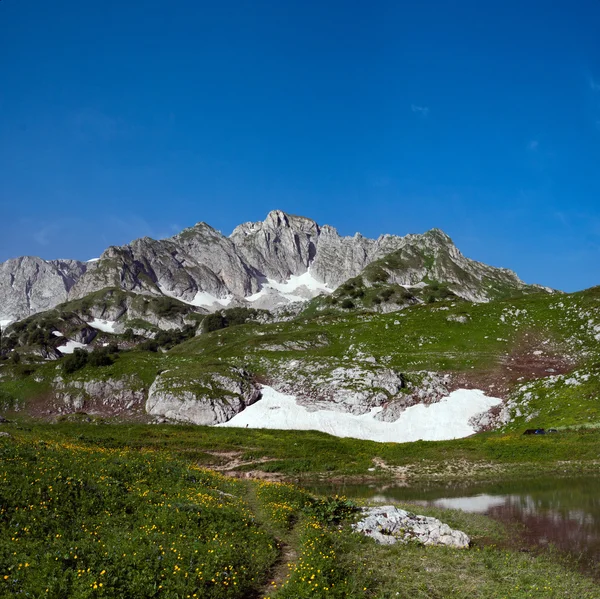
[155,269,330,310]
[57,340,87,354]
[218,386,502,442]
[87,319,119,334]
[157,284,232,309]
[247,270,332,304]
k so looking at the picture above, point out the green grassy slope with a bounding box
[1,432,600,598]
[1,286,600,435]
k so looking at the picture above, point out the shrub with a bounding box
[153,325,196,350]
[365,266,388,284]
[62,349,89,374]
[302,496,358,525]
[139,339,159,352]
[379,288,395,301]
[341,299,355,310]
[222,307,260,327]
[152,296,188,318]
[88,348,115,367]
[202,313,226,333]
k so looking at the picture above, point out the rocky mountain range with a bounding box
[0,210,541,325]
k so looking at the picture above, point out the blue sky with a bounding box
[1,0,599,292]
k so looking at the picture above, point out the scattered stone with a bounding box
[0,431,12,438]
[353,506,470,548]
[446,314,469,324]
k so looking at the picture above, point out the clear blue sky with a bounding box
[1,1,599,292]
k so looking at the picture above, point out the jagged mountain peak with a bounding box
[230,209,320,240]
[0,210,545,322]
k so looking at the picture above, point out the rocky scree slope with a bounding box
[0,210,541,323]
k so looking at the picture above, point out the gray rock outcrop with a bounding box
[0,256,87,323]
[53,376,147,414]
[354,506,470,548]
[146,368,261,425]
[271,360,406,415]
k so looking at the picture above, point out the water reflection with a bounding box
[307,477,600,571]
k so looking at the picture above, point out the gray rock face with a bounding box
[146,368,261,425]
[53,376,147,414]
[375,372,452,422]
[273,360,406,415]
[1,210,537,321]
[230,210,320,282]
[354,506,470,548]
[0,256,87,322]
[310,227,407,288]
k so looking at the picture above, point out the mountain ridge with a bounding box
[0,210,544,324]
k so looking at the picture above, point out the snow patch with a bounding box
[247,269,332,304]
[401,282,428,289]
[57,340,87,354]
[0,319,13,331]
[51,331,63,337]
[87,319,119,334]
[158,285,231,309]
[218,386,502,442]
[86,258,100,263]
[190,291,232,308]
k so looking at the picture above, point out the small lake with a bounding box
[308,476,600,575]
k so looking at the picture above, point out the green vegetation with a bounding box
[1,433,599,598]
[203,307,267,333]
[62,347,118,374]
[3,420,600,481]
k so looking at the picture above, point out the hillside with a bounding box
[1,285,598,442]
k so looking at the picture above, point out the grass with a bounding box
[3,420,600,482]
[0,437,278,598]
[3,432,599,599]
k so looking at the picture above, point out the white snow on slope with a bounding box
[57,340,87,354]
[51,331,63,337]
[218,386,502,442]
[87,319,118,334]
[0,319,13,331]
[190,291,232,308]
[247,270,332,304]
[158,285,232,309]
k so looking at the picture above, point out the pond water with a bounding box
[308,476,600,574]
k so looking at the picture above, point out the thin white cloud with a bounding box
[528,140,539,151]
[411,104,429,117]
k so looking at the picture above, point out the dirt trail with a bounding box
[202,450,284,481]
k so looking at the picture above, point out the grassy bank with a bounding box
[1,433,599,598]
[5,420,600,482]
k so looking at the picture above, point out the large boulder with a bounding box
[353,506,470,548]
[146,367,261,425]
